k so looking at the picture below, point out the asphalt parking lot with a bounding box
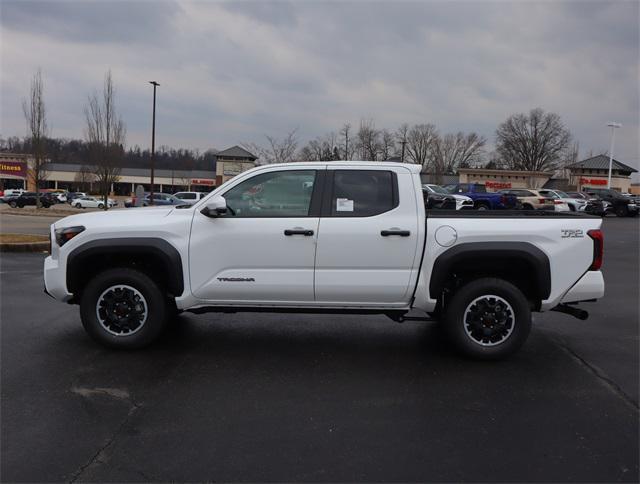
[1,217,638,482]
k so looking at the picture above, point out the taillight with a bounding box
[587,229,603,270]
[538,198,546,203]
[554,200,563,205]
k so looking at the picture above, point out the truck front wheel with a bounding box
[80,268,168,349]
[443,278,531,360]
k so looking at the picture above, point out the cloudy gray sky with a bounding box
[1,0,638,170]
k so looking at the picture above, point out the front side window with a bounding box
[223,170,316,217]
[330,170,396,217]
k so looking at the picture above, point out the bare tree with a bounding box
[431,132,487,183]
[263,128,299,163]
[406,123,437,170]
[22,69,49,207]
[74,164,96,192]
[340,123,355,160]
[356,119,380,160]
[84,70,126,209]
[380,129,395,161]
[395,123,409,162]
[496,108,572,172]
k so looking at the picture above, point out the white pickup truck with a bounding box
[44,162,605,359]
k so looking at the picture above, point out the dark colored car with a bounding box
[422,188,457,210]
[582,188,638,217]
[9,192,53,208]
[567,192,610,217]
[444,183,518,210]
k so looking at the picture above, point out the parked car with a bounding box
[173,191,207,206]
[45,161,605,360]
[67,192,87,204]
[537,189,586,212]
[3,188,26,197]
[72,196,116,209]
[51,191,68,203]
[498,189,554,211]
[126,192,183,207]
[423,184,473,210]
[444,183,518,210]
[582,188,639,217]
[422,188,457,210]
[9,192,53,208]
[566,192,611,217]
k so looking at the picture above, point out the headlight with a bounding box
[55,226,85,246]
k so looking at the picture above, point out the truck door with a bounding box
[188,167,324,304]
[314,167,421,305]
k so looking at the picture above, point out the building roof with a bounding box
[215,145,257,160]
[568,155,638,173]
[43,163,216,179]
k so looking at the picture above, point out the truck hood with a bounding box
[53,206,177,230]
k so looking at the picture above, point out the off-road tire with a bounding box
[80,268,169,349]
[443,277,531,360]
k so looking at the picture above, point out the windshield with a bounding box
[426,185,449,195]
[555,190,570,198]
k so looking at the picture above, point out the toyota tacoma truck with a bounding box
[44,162,605,359]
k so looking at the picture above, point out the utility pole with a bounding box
[149,81,160,204]
[400,139,407,163]
[606,122,622,189]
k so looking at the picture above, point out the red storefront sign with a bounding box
[485,181,511,189]
[580,177,607,186]
[0,160,27,178]
[191,178,215,186]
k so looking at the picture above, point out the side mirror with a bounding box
[200,196,228,218]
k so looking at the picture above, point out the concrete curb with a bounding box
[0,241,49,253]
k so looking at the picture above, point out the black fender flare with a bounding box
[429,242,551,300]
[66,238,184,296]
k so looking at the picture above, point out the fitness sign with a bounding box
[0,160,27,178]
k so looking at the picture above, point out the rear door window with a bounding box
[329,170,397,217]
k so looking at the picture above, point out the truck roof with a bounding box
[260,160,423,174]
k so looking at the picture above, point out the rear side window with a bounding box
[329,170,397,217]
[474,184,487,193]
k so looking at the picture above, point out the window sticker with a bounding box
[336,198,354,212]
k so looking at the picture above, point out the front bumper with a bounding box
[44,256,73,302]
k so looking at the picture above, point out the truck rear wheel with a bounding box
[443,278,531,360]
[80,268,168,349]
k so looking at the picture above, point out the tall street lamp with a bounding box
[149,81,160,205]
[606,122,622,189]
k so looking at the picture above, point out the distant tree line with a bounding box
[245,108,577,182]
[0,136,217,172]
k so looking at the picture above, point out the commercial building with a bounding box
[566,155,637,192]
[457,168,553,190]
[0,144,258,195]
[0,153,31,190]
[215,146,258,185]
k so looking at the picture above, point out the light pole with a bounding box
[149,81,160,205]
[606,122,621,189]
